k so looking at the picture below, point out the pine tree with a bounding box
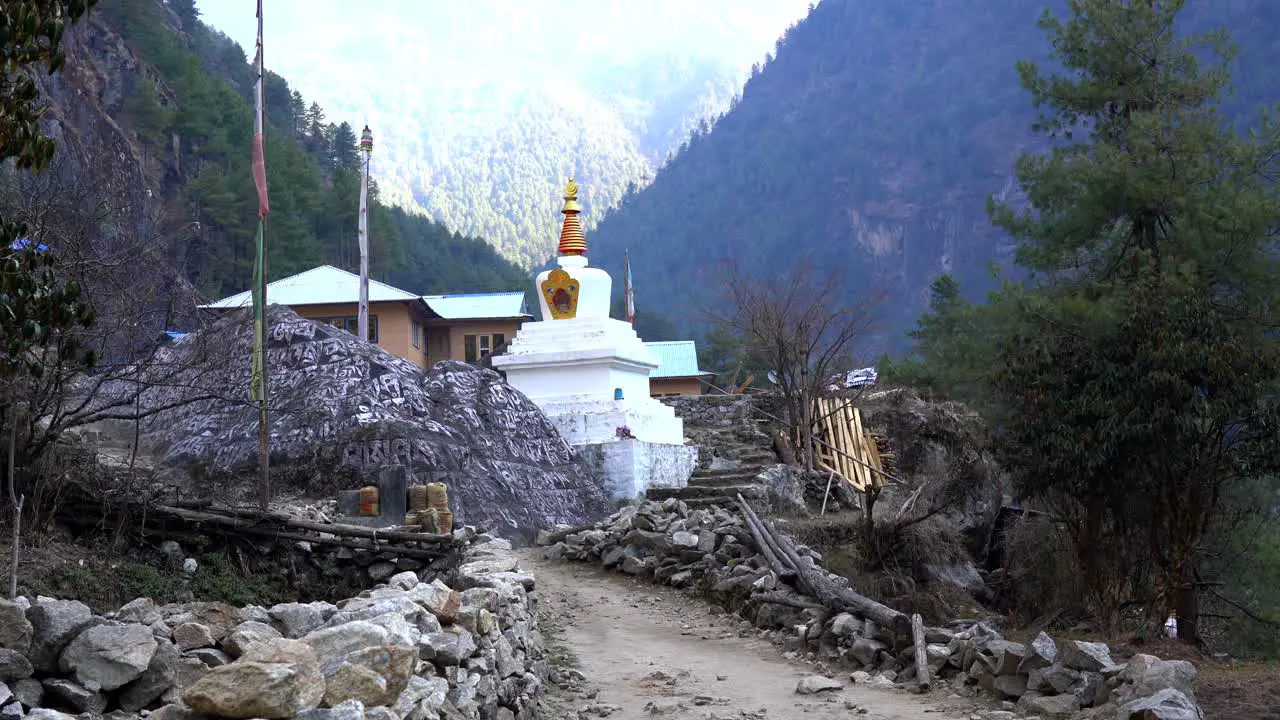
[331,122,359,171]
[986,0,1280,642]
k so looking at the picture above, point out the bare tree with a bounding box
[0,146,228,537]
[710,257,886,472]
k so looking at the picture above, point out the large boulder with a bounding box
[859,389,1003,558]
[183,638,324,719]
[94,306,610,534]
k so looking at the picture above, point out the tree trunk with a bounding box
[1174,558,1201,647]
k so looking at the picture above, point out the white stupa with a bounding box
[492,179,693,498]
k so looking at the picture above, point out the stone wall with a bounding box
[0,529,544,720]
[538,499,1206,719]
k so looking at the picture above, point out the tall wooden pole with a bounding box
[357,125,373,343]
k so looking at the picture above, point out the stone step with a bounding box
[691,466,757,481]
[690,471,770,489]
[651,484,765,501]
[680,496,738,510]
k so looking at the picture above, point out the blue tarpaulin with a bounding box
[9,238,51,252]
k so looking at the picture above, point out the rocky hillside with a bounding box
[588,0,1280,349]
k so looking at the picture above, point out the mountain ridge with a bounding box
[588,0,1280,352]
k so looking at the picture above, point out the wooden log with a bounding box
[737,493,911,640]
[912,613,931,692]
[151,505,452,545]
[538,522,599,545]
[750,591,825,610]
[213,524,449,560]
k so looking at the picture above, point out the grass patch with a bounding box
[6,535,292,612]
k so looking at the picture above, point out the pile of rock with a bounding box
[0,529,542,720]
[538,499,1205,719]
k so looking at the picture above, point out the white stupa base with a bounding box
[582,439,697,502]
[492,316,685,446]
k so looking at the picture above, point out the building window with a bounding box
[322,315,378,344]
[463,333,506,363]
[411,321,422,349]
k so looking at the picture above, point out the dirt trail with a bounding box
[524,550,983,720]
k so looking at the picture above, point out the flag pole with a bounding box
[624,248,635,324]
[251,0,272,509]
[358,125,373,342]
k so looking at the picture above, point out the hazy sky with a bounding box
[196,1,817,100]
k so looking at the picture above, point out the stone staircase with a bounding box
[648,396,780,509]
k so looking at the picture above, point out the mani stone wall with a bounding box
[92,306,610,539]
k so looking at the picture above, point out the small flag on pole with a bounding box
[250,0,270,404]
[624,248,636,324]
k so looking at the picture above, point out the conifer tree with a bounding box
[987,0,1280,642]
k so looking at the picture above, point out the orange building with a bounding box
[199,265,530,368]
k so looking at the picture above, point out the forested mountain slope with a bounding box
[588,0,1280,350]
[193,0,813,268]
[27,0,529,304]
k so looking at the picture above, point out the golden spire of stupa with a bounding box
[557,178,587,256]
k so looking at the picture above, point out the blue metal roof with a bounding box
[422,291,529,320]
[644,341,713,379]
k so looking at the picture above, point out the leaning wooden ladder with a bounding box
[814,398,887,493]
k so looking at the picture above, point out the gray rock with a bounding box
[1116,687,1204,719]
[0,680,10,707]
[387,571,420,591]
[94,309,611,537]
[1113,653,1199,706]
[366,562,398,582]
[119,639,180,711]
[0,648,33,681]
[0,601,32,654]
[116,599,162,626]
[25,600,94,672]
[829,613,863,638]
[59,623,158,692]
[25,710,77,720]
[426,630,478,666]
[1016,692,1081,718]
[392,675,449,719]
[42,678,108,715]
[12,677,43,708]
[1018,631,1057,673]
[171,623,216,651]
[0,700,18,720]
[850,637,886,667]
[795,675,843,694]
[269,603,325,638]
[1057,640,1114,672]
[185,647,232,667]
[759,465,808,516]
[294,699,365,720]
[301,621,390,665]
[992,673,1027,699]
[223,621,283,659]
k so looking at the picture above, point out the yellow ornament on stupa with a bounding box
[557,178,587,256]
